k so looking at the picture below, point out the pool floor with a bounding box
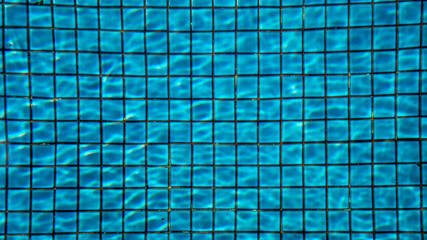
[0,0,426,239]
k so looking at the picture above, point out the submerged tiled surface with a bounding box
[0,0,427,239]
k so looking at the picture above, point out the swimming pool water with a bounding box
[0,0,426,239]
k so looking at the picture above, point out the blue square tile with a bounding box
[305,6,325,28]
[260,8,280,30]
[236,211,257,231]
[398,187,420,208]
[192,212,213,231]
[102,212,123,232]
[237,145,257,164]
[237,55,258,75]
[329,212,349,231]
[282,212,303,231]
[305,121,325,142]
[327,120,349,141]
[282,188,303,209]
[79,189,100,210]
[214,9,235,30]
[328,166,349,186]
[304,54,325,74]
[283,32,302,54]
[399,26,420,48]
[124,32,145,53]
[398,210,421,231]
[399,1,421,24]
[265,169,299,197]
[193,145,213,165]
[193,9,212,31]
[326,29,348,51]
[238,9,257,30]
[237,167,257,187]
[374,51,396,72]
[305,99,325,119]
[5,5,27,26]
[282,8,302,29]
[305,143,325,164]
[54,30,75,51]
[5,51,28,73]
[374,3,396,25]
[374,165,396,186]
[171,189,190,209]
[398,72,419,94]
[305,76,325,97]
[215,189,235,209]
[260,55,280,74]
[399,49,420,71]
[327,98,348,118]
[351,211,373,231]
[374,27,396,50]
[398,118,419,143]
[215,166,235,186]
[170,122,190,143]
[171,211,190,231]
[77,30,98,51]
[54,7,76,28]
[7,213,29,234]
[398,141,420,163]
[305,166,325,186]
[328,188,349,209]
[260,167,280,186]
[306,211,326,231]
[123,8,144,30]
[350,5,372,26]
[77,8,98,29]
[214,123,235,143]
[282,54,302,74]
[193,167,213,186]
[351,188,372,209]
[304,30,324,52]
[327,5,348,27]
[305,188,325,209]
[350,28,371,50]
[282,121,303,142]
[259,122,280,143]
[193,189,213,208]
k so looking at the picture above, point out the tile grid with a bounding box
[0,0,426,239]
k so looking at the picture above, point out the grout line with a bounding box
[395,2,400,240]
[143,0,149,239]
[1,0,8,237]
[73,0,82,237]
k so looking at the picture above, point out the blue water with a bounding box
[0,0,426,239]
